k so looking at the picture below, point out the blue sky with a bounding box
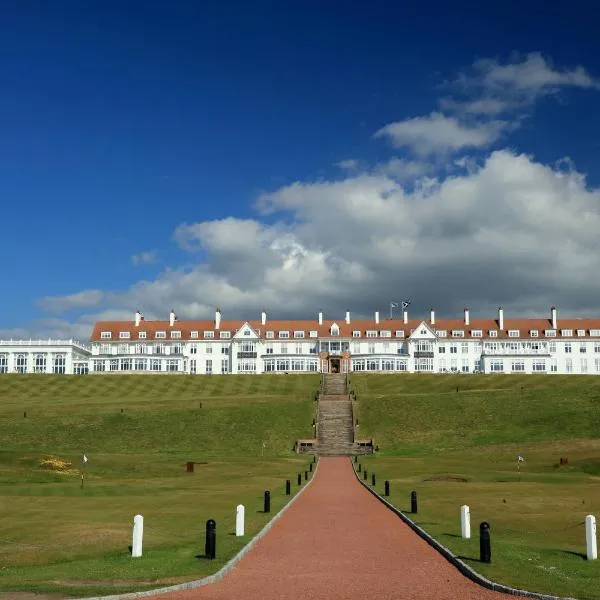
[2,1,600,339]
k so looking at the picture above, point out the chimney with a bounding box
[261,309,267,326]
[375,311,380,324]
[430,308,435,325]
[215,307,221,329]
[169,309,176,327]
[318,310,323,325]
[135,309,142,327]
[403,309,408,324]
[551,306,557,330]
[464,307,470,326]
[498,306,504,330]
[345,310,350,324]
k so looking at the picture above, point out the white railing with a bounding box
[0,339,92,351]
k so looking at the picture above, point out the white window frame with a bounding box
[155,331,166,339]
[101,331,112,339]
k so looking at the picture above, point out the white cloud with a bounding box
[131,251,157,266]
[445,52,600,114]
[27,149,600,338]
[335,159,360,171]
[375,157,433,180]
[37,290,105,314]
[374,112,509,155]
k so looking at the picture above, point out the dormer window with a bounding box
[471,330,482,337]
[577,329,586,337]
[352,330,361,337]
[294,331,305,338]
[380,330,391,337]
[330,324,339,336]
[561,329,573,337]
[436,330,447,337]
[155,331,166,339]
[366,330,377,337]
[309,330,318,337]
[279,331,290,338]
[451,330,464,337]
[489,330,498,337]
[204,331,214,338]
[530,330,538,337]
[508,330,520,337]
[171,330,181,338]
[138,331,147,339]
[190,331,199,339]
[119,331,130,339]
[266,331,274,339]
[101,331,112,339]
[544,330,556,337]
[220,331,231,339]
[395,330,405,337]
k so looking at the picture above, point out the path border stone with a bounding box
[353,463,578,600]
[73,461,321,600]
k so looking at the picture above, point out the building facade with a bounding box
[0,340,91,375]
[84,306,600,376]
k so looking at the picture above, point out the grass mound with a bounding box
[0,373,319,596]
[353,373,600,599]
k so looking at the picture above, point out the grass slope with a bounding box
[0,374,319,597]
[353,374,600,600]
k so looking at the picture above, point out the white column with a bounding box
[460,505,471,539]
[586,515,597,560]
[236,504,245,536]
[132,514,144,557]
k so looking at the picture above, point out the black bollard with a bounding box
[297,473,302,485]
[410,490,418,513]
[304,470,308,481]
[205,519,216,559]
[354,456,358,463]
[480,522,491,563]
[285,479,291,495]
[358,463,362,472]
[363,469,368,481]
[313,455,316,463]
[264,490,271,513]
[309,462,313,472]
[371,473,376,486]
[384,480,390,496]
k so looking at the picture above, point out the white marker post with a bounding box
[236,504,245,537]
[132,514,144,557]
[460,505,471,539]
[586,515,597,560]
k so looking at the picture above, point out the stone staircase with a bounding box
[316,374,373,456]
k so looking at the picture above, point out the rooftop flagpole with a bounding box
[390,302,399,320]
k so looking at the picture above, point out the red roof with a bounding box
[90,313,600,342]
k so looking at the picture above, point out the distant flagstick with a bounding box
[81,452,88,489]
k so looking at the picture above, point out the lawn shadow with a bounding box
[195,553,215,560]
[443,533,462,539]
[457,554,482,563]
[561,549,587,560]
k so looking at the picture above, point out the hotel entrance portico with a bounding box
[319,350,350,373]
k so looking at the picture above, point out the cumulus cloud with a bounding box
[442,52,600,115]
[17,53,600,339]
[374,112,509,155]
[30,149,600,334]
[37,290,105,314]
[131,251,157,266]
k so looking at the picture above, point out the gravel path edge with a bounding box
[73,460,321,600]
[353,463,579,600]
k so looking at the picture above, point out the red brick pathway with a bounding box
[154,457,503,600]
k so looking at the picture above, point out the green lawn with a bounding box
[352,373,600,599]
[0,374,319,597]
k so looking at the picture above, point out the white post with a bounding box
[460,505,471,539]
[236,504,245,537]
[132,514,143,557]
[586,514,597,560]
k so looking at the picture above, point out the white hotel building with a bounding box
[3,306,600,376]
